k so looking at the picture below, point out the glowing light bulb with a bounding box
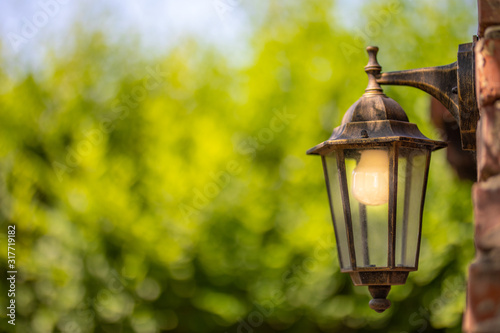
[352,150,389,206]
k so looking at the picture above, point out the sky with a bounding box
[0,0,254,75]
[0,0,248,47]
[0,0,478,76]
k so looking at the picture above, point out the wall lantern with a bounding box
[307,44,478,313]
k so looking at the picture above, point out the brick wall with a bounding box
[463,1,500,331]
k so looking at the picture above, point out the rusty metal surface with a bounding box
[375,43,479,151]
[388,143,398,268]
[349,271,409,286]
[368,286,392,313]
[307,46,447,156]
[378,62,460,120]
[308,47,444,313]
[458,42,480,150]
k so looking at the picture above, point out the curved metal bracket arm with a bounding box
[376,63,459,121]
[368,43,479,151]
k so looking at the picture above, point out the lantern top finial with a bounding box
[338,46,410,125]
[364,46,384,95]
[339,46,409,124]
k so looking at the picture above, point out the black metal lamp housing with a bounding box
[307,47,447,313]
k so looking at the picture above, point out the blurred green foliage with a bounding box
[0,0,476,332]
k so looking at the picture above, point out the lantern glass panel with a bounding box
[344,148,390,268]
[395,147,429,268]
[324,145,430,271]
[323,154,351,270]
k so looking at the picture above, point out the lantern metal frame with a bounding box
[307,44,479,312]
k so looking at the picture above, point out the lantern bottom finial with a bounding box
[368,286,391,313]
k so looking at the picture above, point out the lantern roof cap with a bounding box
[307,46,447,155]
